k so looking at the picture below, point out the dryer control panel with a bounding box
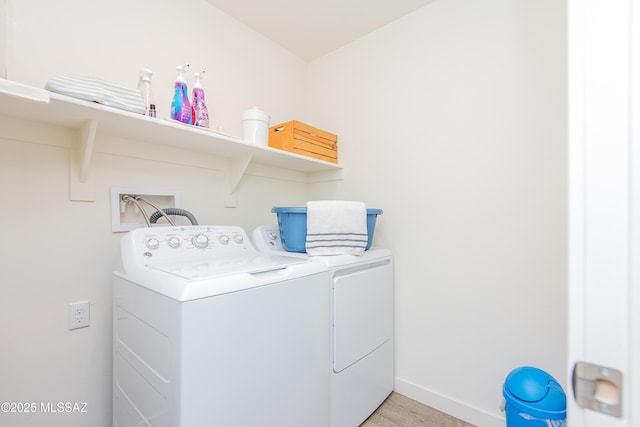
[252,224,285,252]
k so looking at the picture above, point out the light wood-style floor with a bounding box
[360,392,477,427]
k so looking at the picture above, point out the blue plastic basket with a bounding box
[271,206,383,253]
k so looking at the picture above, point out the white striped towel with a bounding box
[305,200,368,256]
[45,74,146,114]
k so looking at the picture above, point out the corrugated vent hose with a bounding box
[149,208,199,225]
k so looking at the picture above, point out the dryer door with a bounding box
[333,258,393,372]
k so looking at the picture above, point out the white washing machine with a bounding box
[113,225,331,427]
[253,225,394,427]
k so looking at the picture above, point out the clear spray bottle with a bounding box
[137,68,156,118]
[191,71,209,128]
[170,64,192,124]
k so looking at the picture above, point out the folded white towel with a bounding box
[305,200,368,256]
[45,74,146,115]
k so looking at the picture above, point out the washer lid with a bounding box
[149,254,308,280]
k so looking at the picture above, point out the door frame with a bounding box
[567,0,638,425]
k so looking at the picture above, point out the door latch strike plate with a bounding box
[572,361,623,418]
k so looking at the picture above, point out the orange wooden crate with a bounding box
[269,120,338,163]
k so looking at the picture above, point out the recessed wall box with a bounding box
[111,187,181,232]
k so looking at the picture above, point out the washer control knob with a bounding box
[192,233,209,248]
[167,237,180,248]
[218,235,230,245]
[233,234,244,244]
[145,238,160,250]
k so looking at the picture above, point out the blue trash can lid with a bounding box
[503,366,566,419]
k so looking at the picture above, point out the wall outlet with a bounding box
[111,187,181,233]
[69,301,90,330]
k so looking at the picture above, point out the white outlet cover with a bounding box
[69,301,90,330]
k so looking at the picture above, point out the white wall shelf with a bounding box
[0,82,344,204]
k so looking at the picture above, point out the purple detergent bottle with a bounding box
[192,71,209,128]
[170,64,192,124]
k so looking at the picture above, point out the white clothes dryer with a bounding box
[253,225,394,427]
[113,225,331,427]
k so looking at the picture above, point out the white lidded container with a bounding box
[242,107,270,145]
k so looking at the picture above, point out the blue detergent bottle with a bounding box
[170,64,192,124]
[192,71,209,128]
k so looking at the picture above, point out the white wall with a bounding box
[307,0,567,425]
[0,0,6,78]
[0,1,310,426]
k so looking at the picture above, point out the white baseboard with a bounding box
[394,377,505,427]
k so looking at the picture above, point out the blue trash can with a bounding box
[502,366,566,427]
